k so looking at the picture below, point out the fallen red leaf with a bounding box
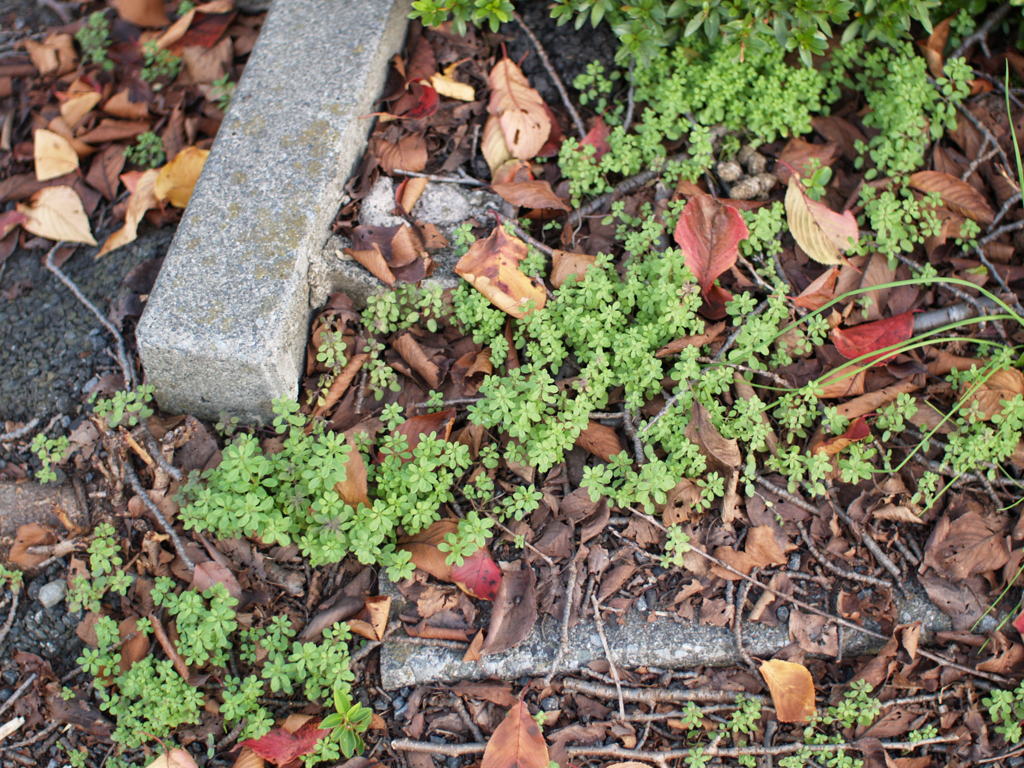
[580,116,610,160]
[451,549,503,601]
[238,721,330,767]
[673,192,748,312]
[404,81,439,119]
[831,312,915,367]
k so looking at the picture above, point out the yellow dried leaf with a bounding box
[430,62,475,101]
[154,146,209,208]
[759,659,816,723]
[16,186,96,245]
[455,226,546,318]
[145,749,198,768]
[59,91,102,130]
[34,129,79,181]
[784,176,858,265]
[99,169,159,257]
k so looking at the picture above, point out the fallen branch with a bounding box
[590,593,626,718]
[123,458,194,573]
[391,735,959,764]
[563,678,763,705]
[0,418,39,443]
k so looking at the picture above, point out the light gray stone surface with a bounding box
[37,579,66,609]
[379,577,955,690]
[138,0,411,423]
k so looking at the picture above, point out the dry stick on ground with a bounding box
[628,505,1014,686]
[451,693,484,742]
[732,576,757,670]
[0,418,39,443]
[590,593,626,718]
[566,152,689,232]
[140,428,183,483]
[512,11,586,140]
[44,244,135,390]
[991,191,1022,229]
[0,672,35,719]
[493,519,554,567]
[757,476,901,586]
[896,255,1009,339]
[391,735,958,765]
[0,591,20,650]
[563,678,765,705]
[389,168,487,187]
[123,458,195,573]
[950,2,1012,59]
[545,550,579,685]
[796,520,893,590]
[148,614,191,682]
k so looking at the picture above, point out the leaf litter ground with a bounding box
[3,4,1024,768]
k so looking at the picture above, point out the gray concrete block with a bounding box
[138,0,411,423]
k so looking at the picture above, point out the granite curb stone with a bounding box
[138,0,411,423]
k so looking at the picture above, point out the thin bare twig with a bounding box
[0,590,19,650]
[566,152,688,231]
[390,736,958,762]
[590,593,626,718]
[123,459,194,573]
[512,11,586,140]
[545,552,579,685]
[950,2,1011,59]
[562,677,763,705]
[796,520,893,590]
[628,506,1014,686]
[0,418,39,443]
[0,672,35,719]
[44,244,135,389]
[140,428,183,483]
[732,577,756,670]
[389,169,487,187]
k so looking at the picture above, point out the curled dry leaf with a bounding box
[759,659,817,723]
[230,748,265,768]
[111,0,169,27]
[487,58,551,160]
[155,146,209,208]
[33,129,79,181]
[791,266,840,310]
[0,211,27,239]
[98,169,159,257]
[550,249,595,288]
[191,559,242,601]
[482,701,550,768]
[491,180,570,211]
[575,420,624,462]
[8,522,56,569]
[17,185,97,245]
[59,91,102,131]
[456,226,546,318]
[24,33,78,77]
[374,134,427,174]
[812,416,870,457]
[784,175,858,265]
[964,367,1024,420]
[909,170,994,224]
[430,61,475,101]
[482,116,514,178]
[348,595,391,641]
[145,750,198,768]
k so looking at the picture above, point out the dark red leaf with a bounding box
[580,116,610,160]
[831,312,915,367]
[404,81,438,119]
[175,12,236,49]
[452,549,502,601]
[673,192,748,304]
[1013,607,1024,637]
[239,722,330,767]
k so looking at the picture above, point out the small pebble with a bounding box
[540,697,558,710]
[716,161,743,182]
[38,580,67,609]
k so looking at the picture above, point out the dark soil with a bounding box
[0,229,172,424]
